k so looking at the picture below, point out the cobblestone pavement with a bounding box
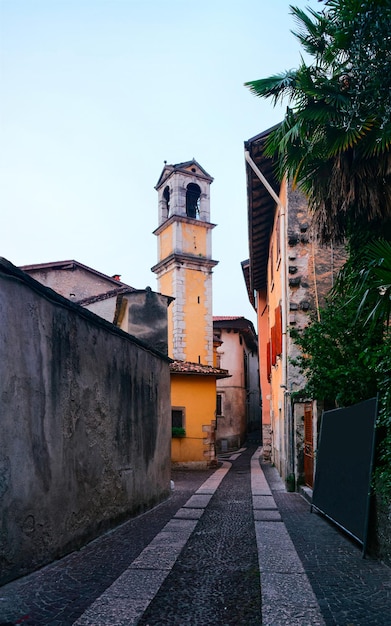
[262,461,391,626]
[0,469,214,626]
[1,448,391,625]
[137,446,261,626]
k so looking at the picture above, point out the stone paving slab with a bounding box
[261,572,321,607]
[262,604,326,626]
[253,509,281,521]
[130,520,198,569]
[130,543,186,570]
[195,461,230,494]
[252,487,273,496]
[73,569,168,626]
[160,518,198,533]
[182,493,213,508]
[258,546,305,573]
[254,520,293,545]
[252,494,277,509]
[173,507,204,520]
[251,449,325,626]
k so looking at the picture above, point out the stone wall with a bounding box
[0,259,171,585]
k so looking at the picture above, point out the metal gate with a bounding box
[304,402,314,487]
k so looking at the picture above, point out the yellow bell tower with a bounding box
[152,160,218,365]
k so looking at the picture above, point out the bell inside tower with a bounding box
[163,186,170,219]
[186,183,201,218]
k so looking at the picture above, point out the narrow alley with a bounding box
[0,446,390,626]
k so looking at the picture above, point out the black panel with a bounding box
[312,397,377,548]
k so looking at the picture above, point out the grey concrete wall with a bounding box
[0,259,171,585]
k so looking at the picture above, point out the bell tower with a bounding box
[152,160,218,365]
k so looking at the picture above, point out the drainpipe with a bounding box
[244,150,287,393]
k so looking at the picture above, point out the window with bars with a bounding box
[216,393,223,417]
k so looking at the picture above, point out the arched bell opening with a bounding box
[186,183,201,219]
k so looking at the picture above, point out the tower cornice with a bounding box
[153,214,216,236]
[151,253,218,276]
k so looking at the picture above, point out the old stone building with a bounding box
[21,259,172,355]
[213,316,260,452]
[243,127,346,488]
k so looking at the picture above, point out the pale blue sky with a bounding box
[1,0,319,324]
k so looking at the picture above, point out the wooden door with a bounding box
[304,402,314,488]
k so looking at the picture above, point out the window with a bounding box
[172,407,184,428]
[163,186,170,217]
[270,304,283,368]
[186,183,201,218]
[216,393,223,417]
[270,240,274,288]
[243,350,248,389]
[276,210,281,261]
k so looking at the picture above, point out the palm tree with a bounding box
[354,239,391,327]
[245,0,391,244]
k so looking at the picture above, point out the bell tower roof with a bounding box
[155,159,214,190]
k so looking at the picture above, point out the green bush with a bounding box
[172,427,186,438]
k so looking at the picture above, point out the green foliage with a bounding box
[291,249,391,500]
[245,0,391,243]
[290,296,383,407]
[246,0,391,500]
[372,335,391,502]
[172,427,186,438]
[353,239,391,327]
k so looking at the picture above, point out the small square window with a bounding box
[172,408,184,428]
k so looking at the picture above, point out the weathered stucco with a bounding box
[126,289,171,356]
[0,259,171,585]
[215,322,260,452]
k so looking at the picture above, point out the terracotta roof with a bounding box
[20,260,134,290]
[213,317,258,352]
[170,360,230,379]
[213,316,246,321]
[1,257,170,362]
[76,286,133,306]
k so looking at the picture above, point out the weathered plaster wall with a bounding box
[85,297,118,325]
[184,268,209,364]
[24,265,119,301]
[0,260,171,585]
[126,289,171,356]
[216,329,249,451]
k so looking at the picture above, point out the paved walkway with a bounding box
[0,445,390,625]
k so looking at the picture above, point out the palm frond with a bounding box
[244,72,297,106]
